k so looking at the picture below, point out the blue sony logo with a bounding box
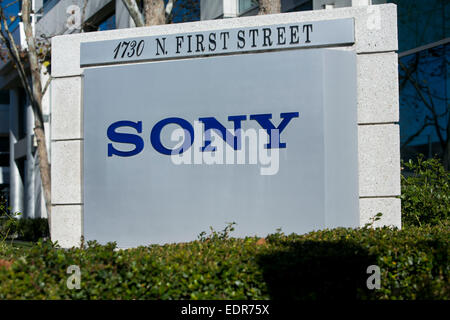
[106,112,299,157]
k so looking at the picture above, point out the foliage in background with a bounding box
[0,197,49,243]
[401,155,450,226]
[0,223,448,300]
[197,222,236,242]
[7,218,49,242]
[0,197,20,244]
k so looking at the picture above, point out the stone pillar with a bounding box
[115,0,134,29]
[24,96,36,218]
[8,88,24,216]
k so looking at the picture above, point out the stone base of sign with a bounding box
[51,4,400,248]
[50,205,83,248]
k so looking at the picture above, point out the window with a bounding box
[286,1,313,12]
[42,0,61,14]
[98,14,116,31]
[0,90,9,105]
[390,0,450,162]
[238,0,313,15]
[0,137,9,167]
[239,0,259,15]
[390,0,450,53]
[18,88,26,140]
[169,0,200,23]
[399,43,449,161]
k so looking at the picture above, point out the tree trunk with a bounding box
[258,0,281,15]
[143,0,166,26]
[22,0,52,225]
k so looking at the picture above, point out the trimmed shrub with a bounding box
[9,218,50,242]
[0,224,448,300]
[1,196,49,242]
[0,197,20,243]
[401,155,450,227]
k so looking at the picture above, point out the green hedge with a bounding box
[1,196,49,242]
[0,223,448,300]
[0,217,49,243]
[401,156,450,227]
[9,218,49,242]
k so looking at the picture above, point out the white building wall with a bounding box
[0,103,9,187]
[35,0,114,36]
[8,89,24,216]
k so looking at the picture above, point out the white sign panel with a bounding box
[80,18,354,66]
[83,48,359,247]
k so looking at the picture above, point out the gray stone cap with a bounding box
[51,4,397,77]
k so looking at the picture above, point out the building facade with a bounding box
[0,0,140,217]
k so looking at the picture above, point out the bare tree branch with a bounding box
[0,12,36,118]
[4,0,19,9]
[42,75,52,97]
[80,0,88,32]
[401,119,433,149]
[424,85,446,149]
[122,0,145,27]
[0,2,53,225]
[400,61,446,150]
[165,0,175,24]
[166,0,175,15]
[399,54,419,91]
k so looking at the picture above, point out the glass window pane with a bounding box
[399,43,449,160]
[43,0,61,14]
[239,0,259,14]
[389,0,450,53]
[169,0,200,23]
[98,14,116,31]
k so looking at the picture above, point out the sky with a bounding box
[1,0,20,31]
